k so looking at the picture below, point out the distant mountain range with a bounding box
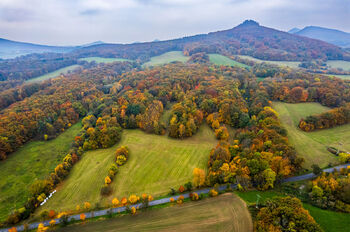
[289,26,350,48]
[1,20,350,62]
[0,39,104,59]
[75,20,347,62]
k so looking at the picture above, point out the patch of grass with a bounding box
[78,57,132,63]
[208,54,250,68]
[325,74,350,80]
[272,102,349,169]
[25,65,81,83]
[142,51,189,67]
[57,193,253,232]
[36,125,217,214]
[0,122,82,221]
[238,55,301,69]
[327,60,350,71]
[303,203,350,232]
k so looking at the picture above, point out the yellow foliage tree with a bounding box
[129,194,139,204]
[148,195,154,202]
[76,205,80,211]
[49,220,56,227]
[105,176,112,185]
[112,198,119,207]
[193,168,206,188]
[131,207,136,214]
[84,202,91,210]
[37,223,48,232]
[121,197,128,205]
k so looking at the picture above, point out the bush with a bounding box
[209,189,218,197]
[184,182,193,191]
[101,186,113,196]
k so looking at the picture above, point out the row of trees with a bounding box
[102,146,130,195]
[299,103,350,131]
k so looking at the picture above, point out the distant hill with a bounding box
[288,28,301,34]
[0,38,76,59]
[290,26,350,48]
[76,20,348,62]
[0,39,105,59]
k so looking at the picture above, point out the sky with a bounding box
[0,0,349,46]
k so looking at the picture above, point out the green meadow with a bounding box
[142,51,189,67]
[273,102,350,169]
[36,125,217,214]
[238,55,301,69]
[0,122,82,221]
[208,54,250,68]
[26,65,81,83]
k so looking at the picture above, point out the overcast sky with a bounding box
[0,0,349,46]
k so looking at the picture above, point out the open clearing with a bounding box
[36,125,216,214]
[326,74,350,80]
[237,190,350,232]
[78,57,132,63]
[327,60,350,71]
[237,55,301,69]
[25,65,81,83]
[272,102,350,169]
[142,51,189,67]
[208,54,250,68]
[58,193,253,232]
[0,122,82,221]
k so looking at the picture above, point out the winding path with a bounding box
[1,163,349,232]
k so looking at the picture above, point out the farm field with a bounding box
[327,60,350,71]
[238,55,301,68]
[36,125,216,214]
[237,190,350,232]
[272,102,350,169]
[0,122,82,221]
[25,65,81,83]
[58,193,253,232]
[142,51,189,67]
[208,54,250,68]
[78,57,132,63]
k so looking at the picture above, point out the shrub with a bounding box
[84,202,91,210]
[209,189,218,197]
[191,192,199,201]
[131,207,136,214]
[112,198,119,207]
[128,194,139,204]
[178,185,185,193]
[170,198,175,202]
[184,182,193,191]
[80,213,86,221]
[101,186,113,196]
[169,188,176,195]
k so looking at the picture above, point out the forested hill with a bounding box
[75,20,349,62]
[1,20,350,85]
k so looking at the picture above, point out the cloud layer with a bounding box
[0,0,349,45]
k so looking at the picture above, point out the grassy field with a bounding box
[238,55,301,69]
[58,193,252,232]
[272,102,350,169]
[326,74,350,80]
[237,189,350,232]
[78,57,132,63]
[26,65,81,83]
[0,122,82,221]
[208,54,250,68]
[142,51,189,67]
[36,125,217,214]
[327,60,350,71]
